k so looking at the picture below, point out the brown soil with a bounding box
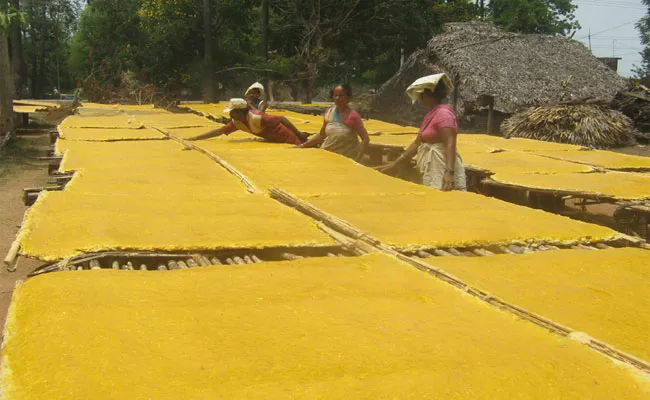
[0,133,51,330]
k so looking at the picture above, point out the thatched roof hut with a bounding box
[371,22,628,127]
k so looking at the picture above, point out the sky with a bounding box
[572,0,646,78]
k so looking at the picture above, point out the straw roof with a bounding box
[372,22,627,124]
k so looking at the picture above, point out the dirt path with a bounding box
[0,134,51,329]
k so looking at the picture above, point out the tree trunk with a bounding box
[37,3,46,98]
[202,0,214,103]
[0,34,15,136]
[260,0,268,60]
[10,0,26,98]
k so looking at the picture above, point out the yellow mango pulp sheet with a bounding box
[535,149,650,170]
[57,127,165,141]
[458,134,584,152]
[56,140,248,194]
[492,171,650,200]
[18,191,333,261]
[362,119,419,135]
[306,191,619,249]
[4,253,649,399]
[59,114,143,129]
[430,248,650,363]
[165,126,227,139]
[14,100,59,108]
[209,147,428,195]
[56,139,188,170]
[369,134,496,155]
[180,102,229,118]
[193,133,292,150]
[12,106,46,114]
[135,113,222,129]
[463,150,594,174]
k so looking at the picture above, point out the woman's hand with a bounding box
[374,162,398,173]
[442,171,455,191]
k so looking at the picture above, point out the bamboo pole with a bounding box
[4,240,20,272]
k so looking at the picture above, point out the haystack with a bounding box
[501,103,638,148]
[612,86,650,133]
[372,22,627,127]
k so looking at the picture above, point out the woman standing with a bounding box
[375,74,466,191]
[298,84,369,161]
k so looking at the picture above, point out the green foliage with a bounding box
[489,0,580,35]
[0,6,27,35]
[636,0,650,82]
[69,0,142,85]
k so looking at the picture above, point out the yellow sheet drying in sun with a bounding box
[492,171,650,200]
[210,147,428,195]
[135,113,222,129]
[59,114,143,129]
[362,119,419,135]
[57,126,165,141]
[193,133,292,149]
[458,135,584,152]
[180,102,229,119]
[12,106,46,113]
[535,150,650,170]
[4,253,649,399]
[306,191,620,249]
[18,191,333,261]
[369,134,497,155]
[463,150,594,174]
[14,100,59,109]
[164,126,227,139]
[430,248,650,363]
[57,140,188,170]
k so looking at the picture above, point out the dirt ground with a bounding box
[0,133,51,330]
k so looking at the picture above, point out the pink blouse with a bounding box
[418,105,458,143]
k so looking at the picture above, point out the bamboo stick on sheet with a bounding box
[4,240,20,272]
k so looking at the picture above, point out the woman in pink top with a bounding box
[299,84,370,161]
[375,79,466,191]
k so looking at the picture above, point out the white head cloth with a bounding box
[223,98,249,113]
[245,82,265,98]
[406,73,453,104]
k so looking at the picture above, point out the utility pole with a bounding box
[202,0,214,103]
[588,29,591,51]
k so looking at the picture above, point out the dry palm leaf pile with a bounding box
[501,103,638,149]
[612,86,650,134]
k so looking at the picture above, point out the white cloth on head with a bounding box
[406,73,453,104]
[245,82,265,97]
[223,98,248,113]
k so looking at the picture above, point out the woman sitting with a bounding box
[375,74,466,191]
[298,84,369,161]
[187,98,303,144]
